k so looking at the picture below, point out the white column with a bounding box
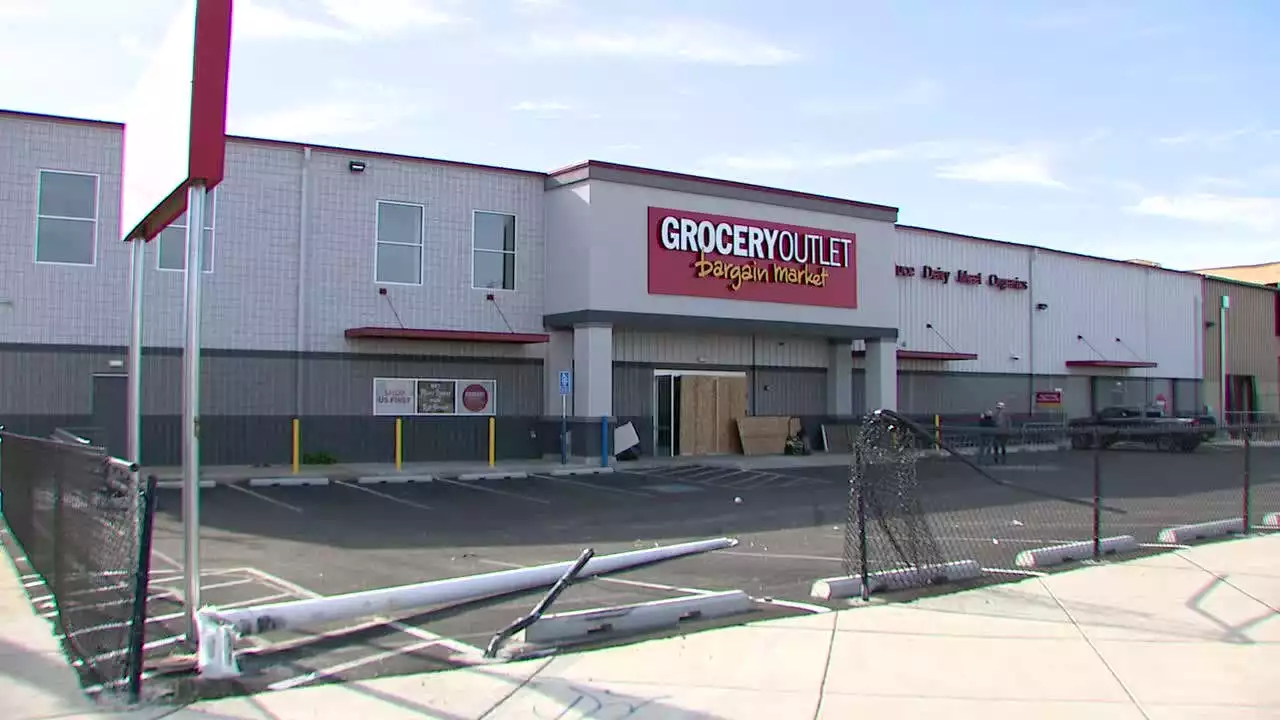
[865,338,898,412]
[573,324,613,418]
[544,330,573,416]
[827,341,853,416]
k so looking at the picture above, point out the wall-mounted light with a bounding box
[1035,302,1048,311]
[348,160,367,173]
[1204,320,1216,328]
[108,359,124,368]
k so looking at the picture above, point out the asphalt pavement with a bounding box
[137,443,1280,698]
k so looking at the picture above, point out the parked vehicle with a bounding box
[1067,406,1216,452]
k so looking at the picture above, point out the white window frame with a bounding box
[470,210,518,292]
[156,189,217,273]
[375,200,426,286]
[34,169,100,267]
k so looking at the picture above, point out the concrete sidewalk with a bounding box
[4,532,1278,719]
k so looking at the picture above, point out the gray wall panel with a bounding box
[754,368,825,416]
[612,365,652,418]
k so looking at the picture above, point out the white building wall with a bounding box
[1031,249,1201,379]
[894,228,1033,374]
[613,331,829,367]
[557,179,898,331]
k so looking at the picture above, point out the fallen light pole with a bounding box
[196,537,737,678]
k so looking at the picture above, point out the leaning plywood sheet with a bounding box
[737,416,791,456]
[821,423,856,453]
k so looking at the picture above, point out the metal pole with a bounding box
[182,183,207,645]
[1242,430,1252,534]
[127,238,145,470]
[1092,429,1102,560]
[1219,296,1228,427]
[560,395,567,464]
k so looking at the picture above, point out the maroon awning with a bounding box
[344,326,550,344]
[853,349,978,361]
[1065,359,1158,369]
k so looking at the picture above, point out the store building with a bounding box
[1198,277,1280,422]
[0,109,1225,464]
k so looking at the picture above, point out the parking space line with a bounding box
[242,567,485,657]
[432,477,552,505]
[534,474,653,497]
[266,638,442,692]
[227,484,304,513]
[336,481,434,511]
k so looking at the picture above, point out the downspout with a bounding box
[295,147,311,416]
[1027,249,1036,416]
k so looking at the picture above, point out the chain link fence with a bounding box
[844,414,1280,598]
[0,430,160,701]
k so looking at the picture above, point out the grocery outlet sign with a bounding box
[894,264,1029,291]
[648,207,858,308]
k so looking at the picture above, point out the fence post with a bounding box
[1092,427,1102,560]
[395,417,403,472]
[126,476,159,704]
[1242,429,1252,535]
[488,417,496,467]
[291,418,300,474]
[933,414,941,447]
[853,447,870,602]
[600,416,609,468]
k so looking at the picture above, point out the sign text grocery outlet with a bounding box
[894,264,1029,291]
[647,207,858,308]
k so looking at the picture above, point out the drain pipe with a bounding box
[295,147,311,416]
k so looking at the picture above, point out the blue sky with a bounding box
[2,0,1277,270]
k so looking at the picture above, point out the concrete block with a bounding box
[457,471,528,481]
[1014,535,1138,568]
[810,560,983,600]
[549,467,616,477]
[356,475,434,485]
[247,477,329,487]
[156,479,216,490]
[1262,512,1279,528]
[521,591,753,645]
[1156,518,1245,544]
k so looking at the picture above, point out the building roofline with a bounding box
[1193,260,1280,272]
[548,160,899,223]
[0,108,122,128]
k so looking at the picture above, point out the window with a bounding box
[375,201,425,285]
[35,170,98,265]
[157,190,216,272]
[472,211,516,290]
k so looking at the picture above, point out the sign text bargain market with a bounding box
[647,207,859,308]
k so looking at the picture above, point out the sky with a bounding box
[1,0,1277,271]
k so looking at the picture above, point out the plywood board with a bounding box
[738,415,790,456]
[716,376,748,454]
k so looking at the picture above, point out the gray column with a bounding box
[865,338,898,412]
[544,330,573,415]
[827,340,853,416]
[573,323,613,418]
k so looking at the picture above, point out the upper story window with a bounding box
[35,170,98,266]
[157,190,216,273]
[375,201,424,285]
[472,211,516,291]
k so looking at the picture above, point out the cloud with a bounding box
[234,0,465,43]
[936,152,1067,188]
[702,141,1001,175]
[235,0,349,41]
[232,83,422,140]
[1155,125,1264,150]
[800,80,940,117]
[522,20,801,66]
[1128,194,1280,231]
[511,100,573,113]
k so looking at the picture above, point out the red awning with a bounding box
[1065,359,1158,369]
[344,326,550,344]
[853,349,978,361]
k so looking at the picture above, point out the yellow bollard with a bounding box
[395,417,403,471]
[934,414,941,446]
[292,418,300,474]
[488,416,496,467]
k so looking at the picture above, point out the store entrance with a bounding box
[653,370,748,457]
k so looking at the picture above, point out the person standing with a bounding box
[977,410,996,464]
[992,401,1011,464]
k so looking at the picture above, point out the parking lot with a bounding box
[137,443,1280,696]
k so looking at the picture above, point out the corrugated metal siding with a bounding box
[1203,279,1280,414]
[613,331,828,368]
[754,369,826,415]
[895,229,1032,374]
[612,365,653,417]
[1032,250,1200,378]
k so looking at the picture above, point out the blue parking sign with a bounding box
[559,370,572,396]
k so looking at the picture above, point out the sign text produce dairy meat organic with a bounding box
[647,207,858,308]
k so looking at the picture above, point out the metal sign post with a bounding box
[1219,295,1229,427]
[126,238,145,479]
[559,370,571,464]
[182,183,208,644]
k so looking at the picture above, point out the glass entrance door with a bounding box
[654,374,680,457]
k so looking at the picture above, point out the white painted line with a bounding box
[151,548,183,571]
[811,560,984,600]
[267,638,441,692]
[356,475,434,485]
[248,477,329,488]
[539,474,652,497]
[1140,542,1191,550]
[337,481,433,511]
[456,471,529,481]
[227,484,305,513]
[548,467,616,477]
[1262,512,1279,528]
[1157,518,1245,544]
[156,480,216,489]
[983,567,1047,578]
[755,598,833,614]
[722,550,842,563]
[242,568,484,657]
[522,591,755,645]
[432,476,551,505]
[1014,536,1139,568]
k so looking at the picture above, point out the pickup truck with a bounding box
[1067,406,1216,452]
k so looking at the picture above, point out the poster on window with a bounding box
[372,378,496,416]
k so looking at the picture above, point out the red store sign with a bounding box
[895,264,1029,291]
[647,207,858,308]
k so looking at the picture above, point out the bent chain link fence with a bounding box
[0,430,157,699]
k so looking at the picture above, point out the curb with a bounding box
[1014,536,1138,568]
[155,480,216,490]
[456,471,529,481]
[1157,518,1244,544]
[548,467,616,477]
[1260,512,1279,528]
[247,477,330,488]
[355,475,435,485]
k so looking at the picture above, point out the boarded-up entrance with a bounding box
[654,371,747,456]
